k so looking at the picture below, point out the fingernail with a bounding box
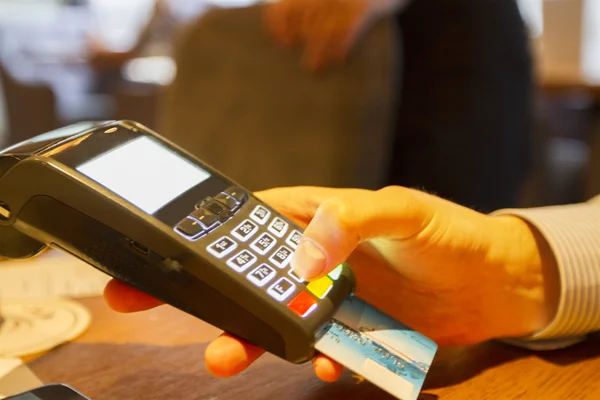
[292,239,326,280]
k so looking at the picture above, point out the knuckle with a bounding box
[377,185,421,211]
[377,185,408,197]
[318,190,371,238]
[320,196,348,219]
[319,196,353,231]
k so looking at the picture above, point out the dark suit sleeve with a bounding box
[386,0,534,213]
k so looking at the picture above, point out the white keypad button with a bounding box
[286,230,302,249]
[207,236,237,258]
[267,278,296,301]
[231,219,259,242]
[268,217,289,238]
[247,264,276,287]
[269,245,294,269]
[226,250,258,272]
[250,232,277,255]
[250,205,271,225]
[288,269,304,283]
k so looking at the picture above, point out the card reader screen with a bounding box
[76,136,211,214]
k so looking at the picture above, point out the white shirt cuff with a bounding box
[491,198,600,346]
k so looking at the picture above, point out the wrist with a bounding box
[484,215,560,339]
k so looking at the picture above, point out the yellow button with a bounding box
[307,276,333,299]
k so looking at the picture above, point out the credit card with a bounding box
[314,294,437,400]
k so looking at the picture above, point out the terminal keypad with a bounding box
[176,187,340,319]
[207,202,339,319]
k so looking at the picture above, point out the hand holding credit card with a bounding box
[105,184,554,395]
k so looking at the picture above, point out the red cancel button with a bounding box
[287,292,317,318]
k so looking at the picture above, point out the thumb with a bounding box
[290,186,432,280]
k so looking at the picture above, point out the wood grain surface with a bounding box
[26,297,600,400]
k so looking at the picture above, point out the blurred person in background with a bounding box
[263,0,534,213]
[86,0,208,91]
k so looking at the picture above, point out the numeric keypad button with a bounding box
[268,217,289,238]
[250,232,277,255]
[231,219,259,242]
[247,264,276,287]
[288,269,304,283]
[269,245,294,269]
[286,230,302,249]
[250,205,271,225]
[207,236,237,258]
[267,278,296,301]
[226,250,257,272]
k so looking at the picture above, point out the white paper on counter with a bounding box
[0,249,110,299]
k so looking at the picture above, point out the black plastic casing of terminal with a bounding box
[0,120,355,364]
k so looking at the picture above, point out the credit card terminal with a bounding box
[0,121,355,363]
